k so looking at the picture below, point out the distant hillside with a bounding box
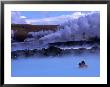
[11,24,59,32]
[11,24,60,42]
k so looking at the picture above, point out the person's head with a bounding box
[82,60,85,64]
[79,63,81,66]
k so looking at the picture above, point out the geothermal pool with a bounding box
[11,52,100,77]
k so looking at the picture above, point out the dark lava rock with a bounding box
[90,45,100,53]
[23,49,34,57]
[42,46,62,56]
[11,51,18,59]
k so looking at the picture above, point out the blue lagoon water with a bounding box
[11,52,100,77]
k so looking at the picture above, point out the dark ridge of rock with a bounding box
[11,46,63,59]
[11,24,59,32]
[14,31,27,42]
[89,45,100,53]
[41,46,62,56]
[23,49,34,57]
[11,45,100,59]
[49,40,100,46]
[11,51,18,59]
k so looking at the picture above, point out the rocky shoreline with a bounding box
[11,45,100,59]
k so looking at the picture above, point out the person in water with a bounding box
[79,60,87,68]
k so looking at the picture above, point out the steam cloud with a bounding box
[39,12,100,44]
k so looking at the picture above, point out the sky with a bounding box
[19,11,74,19]
[11,11,92,25]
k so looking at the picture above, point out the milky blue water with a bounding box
[11,52,100,77]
